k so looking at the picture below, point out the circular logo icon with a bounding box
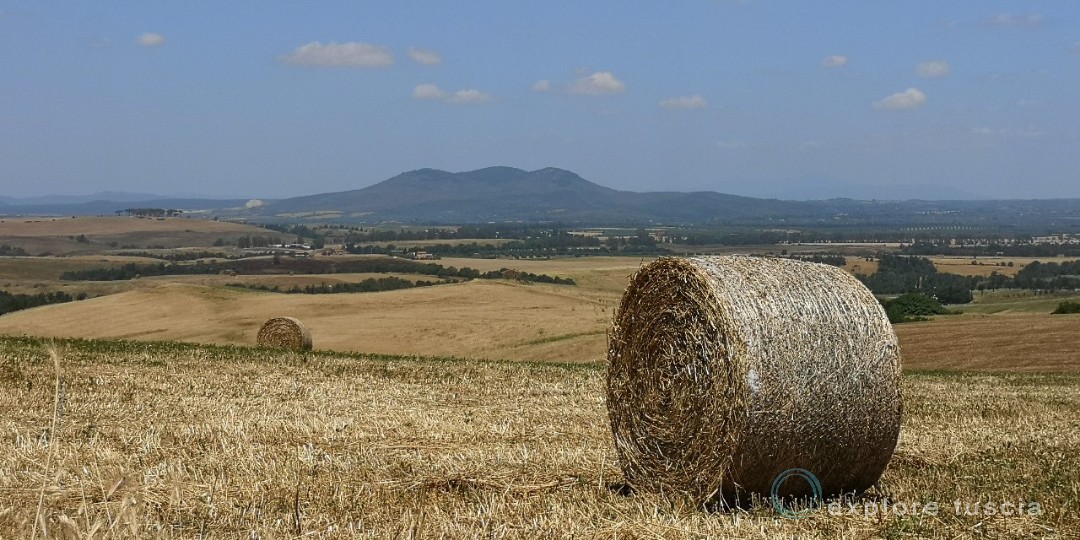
[770,468,823,519]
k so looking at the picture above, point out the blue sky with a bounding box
[2,1,1079,199]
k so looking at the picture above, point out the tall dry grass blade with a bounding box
[31,344,64,539]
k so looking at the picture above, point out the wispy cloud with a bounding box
[916,60,951,79]
[532,79,552,92]
[446,89,493,104]
[660,95,708,110]
[821,55,848,69]
[412,84,492,104]
[412,84,447,100]
[408,47,442,66]
[281,42,394,67]
[988,13,1044,29]
[568,71,626,95]
[138,33,166,47]
[873,88,927,110]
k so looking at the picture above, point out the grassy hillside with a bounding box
[4,273,1080,371]
[0,280,617,363]
[0,336,1075,538]
[0,216,276,255]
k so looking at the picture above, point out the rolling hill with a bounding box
[6,166,1080,228]
[227,166,808,223]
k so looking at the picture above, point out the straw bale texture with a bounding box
[257,317,313,351]
[607,256,902,504]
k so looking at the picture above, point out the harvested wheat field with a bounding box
[0,217,276,255]
[895,313,1080,372]
[0,336,1075,538]
[3,269,1080,370]
[0,281,616,363]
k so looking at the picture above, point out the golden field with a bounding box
[3,217,1080,537]
[0,337,1075,538]
[0,216,272,255]
[2,254,1079,370]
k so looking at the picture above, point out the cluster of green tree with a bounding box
[226,276,439,294]
[1011,260,1080,291]
[336,224,614,244]
[481,268,576,285]
[676,230,790,245]
[879,293,948,323]
[60,256,575,285]
[902,242,1080,258]
[60,262,220,281]
[0,290,83,316]
[785,254,846,267]
[1052,301,1080,314]
[113,250,235,261]
[0,244,30,256]
[235,235,286,249]
[857,255,974,304]
[344,238,665,258]
[116,208,183,217]
[257,224,326,248]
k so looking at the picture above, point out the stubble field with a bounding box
[0,337,1076,538]
[3,217,1080,537]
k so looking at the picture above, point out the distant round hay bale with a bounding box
[607,256,902,505]
[257,317,312,351]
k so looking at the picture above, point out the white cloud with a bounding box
[659,95,708,110]
[989,13,1044,29]
[716,139,747,149]
[281,41,394,67]
[916,60,951,78]
[532,79,552,92]
[873,88,927,110]
[138,33,166,47]
[412,84,447,100]
[568,71,626,95]
[412,84,491,104]
[408,47,442,66]
[821,55,848,69]
[446,89,493,104]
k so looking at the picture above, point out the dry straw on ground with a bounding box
[257,316,313,351]
[607,256,903,505]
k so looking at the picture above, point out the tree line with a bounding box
[902,241,1080,258]
[59,257,575,286]
[226,276,439,294]
[858,254,1080,304]
[0,244,30,257]
[0,290,82,316]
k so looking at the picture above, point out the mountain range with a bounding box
[4,167,1080,229]
[236,166,812,223]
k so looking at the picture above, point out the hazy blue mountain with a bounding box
[5,168,1080,231]
[243,166,808,223]
[733,176,986,201]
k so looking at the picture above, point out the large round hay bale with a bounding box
[607,256,902,505]
[257,317,312,351]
